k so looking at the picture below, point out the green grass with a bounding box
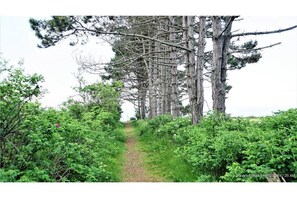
[133,122,197,182]
[104,125,126,182]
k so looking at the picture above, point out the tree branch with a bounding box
[77,28,191,52]
[231,25,297,37]
[230,42,282,54]
[218,16,238,38]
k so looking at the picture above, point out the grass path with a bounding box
[122,122,163,182]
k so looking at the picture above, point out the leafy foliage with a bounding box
[137,109,297,182]
[0,60,44,141]
[228,40,262,70]
[0,58,124,182]
[145,115,174,134]
[29,16,122,48]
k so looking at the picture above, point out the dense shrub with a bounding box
[0,106,124,182]
[140,109,297,182]
[0,59,124,182]
[146,115,173,133]
[174,116,247,181]
[156,117,191,137]
[223,109,297,182]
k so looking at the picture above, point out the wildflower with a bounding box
[55,123,61,128]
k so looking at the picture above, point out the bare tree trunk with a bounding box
[162,19,172,115]
[162,63,167,115]
[195,16,206,123]
[211,16,225,114]
[221,17,233,107]
[183,16,198,124]
[165,46,172,115]
[150,43,158,118]
[139,88,147,119]
[188,16,198,124]
[152,43,158,117]
[144,41,155,118]
[169,17,179,117]
[136,95,141,119]
[156,19,166,115]
[161,49,166,115]
[211,16,233,114]
[182,16,190,115]
[157,61,162,115]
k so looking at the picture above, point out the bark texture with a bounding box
[211,16,233,114]
[195,16,206,123]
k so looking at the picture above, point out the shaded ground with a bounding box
[122,122,163,182]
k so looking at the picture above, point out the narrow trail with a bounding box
[122,122,162,182]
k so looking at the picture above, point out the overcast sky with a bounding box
[0,16,296,120]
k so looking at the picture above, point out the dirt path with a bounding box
[122,122,162,182]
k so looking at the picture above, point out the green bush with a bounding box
[156,117,191,137]
[141,109,297,182]
[146,115,173,134]
[222,109,297,182]
[0,106,124,182]
[0,56,124,182]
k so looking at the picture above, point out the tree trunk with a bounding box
[161,47,166,115]
[195,16,206,123]
[150,44,158,118]
[165,45,172,115]
[156,19,165,115]
[169,16,179,117]
[152,43,158,117]
[143,41,155,118]
[183,16,197,124]
[211,16,233,114]
[221,17,233,106]
[139,88,147,119]
[211,16,225,114]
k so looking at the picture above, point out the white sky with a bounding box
[0,15,296,120]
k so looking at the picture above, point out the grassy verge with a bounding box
[132,120,197,182]
[104,123,126,182]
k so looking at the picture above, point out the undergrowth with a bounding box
[132,109,297,182]
[132,118,197,182]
